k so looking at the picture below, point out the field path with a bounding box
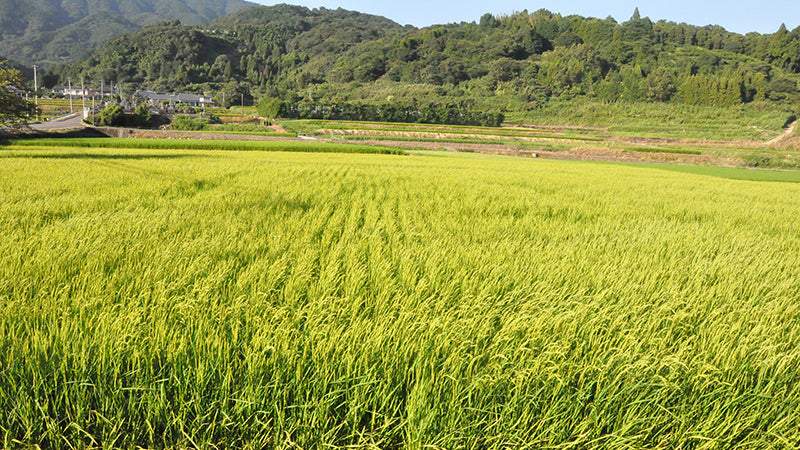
[766,121,797,146]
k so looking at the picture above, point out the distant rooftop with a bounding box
[137,90,214,104]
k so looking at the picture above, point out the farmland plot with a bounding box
[1,145,800,448]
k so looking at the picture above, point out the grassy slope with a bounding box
[1,146,799,448]
[506,98,793,141]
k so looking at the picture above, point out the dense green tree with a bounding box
[95,104,125,126]
[539,44,609,94]
[619,65,647,101]
[213,81,253,108]
[768,78,799,101]
[256,97,288,118]
[133,103,152,127]
[646,66,677,102]
[0,61,38,128]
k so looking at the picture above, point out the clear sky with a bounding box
[250,0,800,35]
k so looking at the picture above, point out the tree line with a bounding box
[259,98,505,126]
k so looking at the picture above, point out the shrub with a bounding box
[133,104,152,127]
[178,105,197,114]
[170,114,210,131]
[95,105,125,126]
[743,153,778,168]
[257,97,288,119]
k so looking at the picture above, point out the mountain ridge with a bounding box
[0,0,257,67]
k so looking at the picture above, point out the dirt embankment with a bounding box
[354,139,717,165]
[317,128,584,144]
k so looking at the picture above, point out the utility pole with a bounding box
[92,94,95,125]
[100,80,104,104]
[32,64,38,106]
[68,78,74,113]
[241,93,244,110]
[81,78,86,111]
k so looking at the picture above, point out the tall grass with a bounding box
[1,146,800,448]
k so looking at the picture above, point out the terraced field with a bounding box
[1,143,800,448]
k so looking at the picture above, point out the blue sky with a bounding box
[251,0,799,35]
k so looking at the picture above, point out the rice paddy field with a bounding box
[2,141,800,449]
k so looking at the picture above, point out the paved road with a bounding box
[30,113,86,131]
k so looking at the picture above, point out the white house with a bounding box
[51,86,113,97]
[58,86,92,96]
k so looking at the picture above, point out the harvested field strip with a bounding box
[313,123,601,141]
[317,128,601,142]
[626,147,703,155]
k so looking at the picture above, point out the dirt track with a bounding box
[767,121,798,146]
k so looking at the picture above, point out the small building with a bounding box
[3,85,27,98]
[137,90,216,108]
[53,86,92,96]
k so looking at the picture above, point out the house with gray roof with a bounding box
[137,90,216,108]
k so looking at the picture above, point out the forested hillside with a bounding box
[0,0,255,67]
[58,5,800,118]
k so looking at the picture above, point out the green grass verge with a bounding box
[640,162,800,182]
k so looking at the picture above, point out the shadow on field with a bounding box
[0,153,196,160]
[3,128,108,142]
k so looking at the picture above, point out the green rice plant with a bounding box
[6,138,404,155]
[1,145,800,448]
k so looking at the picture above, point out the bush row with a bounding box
[260,99,504,127]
